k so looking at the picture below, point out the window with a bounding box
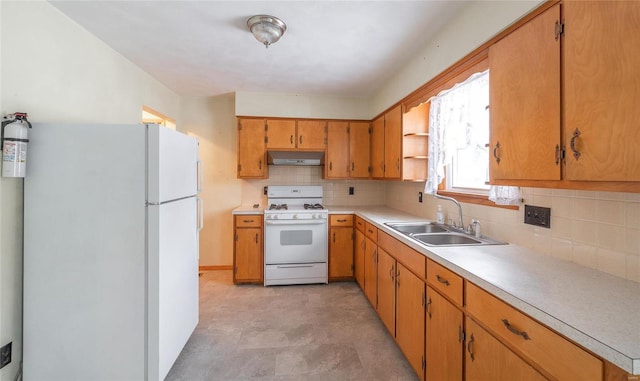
[425,70,489,195]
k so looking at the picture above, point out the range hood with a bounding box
[267,151,324,166]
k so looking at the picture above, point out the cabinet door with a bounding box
[370,115,385,179]
[329,226,354,279]
[349,122,371,178]
[564,1,640,181]
[376,248,396,336]
[465,317,546,381]
[396,263,425,379]
[426,287,463,381]
[234,227,262,283]
[297,120,327,150]
[326,121,350,178]
[266,119,296,149]
[237,119,266,178]
[489,4,561,181]
[384,105,403,179]
[364,237,378,308]
[354,229,366,290]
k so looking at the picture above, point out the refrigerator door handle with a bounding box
[197,197,204,231]
[197,160,204,192]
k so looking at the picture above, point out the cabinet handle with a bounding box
[502,319,531,340]
[299,135,303,145]
[396,268,400,287]
[389,265,394,280]
[380,161,385,171]
[570,128,581,160]
[426,297,432,319]
[259,160,262,170]
[290,135,294,144]
[337,219,347,222]
[329,162,333,171]
[467,333,475,362]
[436,274,450,286]
[255,233,259,244]
[332,232,336,243]
[243,219,254,223]
[396,158,400,170]
[351,162,354,171]
[493,141,501,164]
[458,325,465,343]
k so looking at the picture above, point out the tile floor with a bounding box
[166,271,418,380]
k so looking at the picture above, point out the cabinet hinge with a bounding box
[555,20,565,40]
[237,164,241,172]
[324,124,328,133]
[458,325,466,343]
[264,136,268,144]
[264,123,268,131]
[347,126,350,134]
[421,356,426,371]
[238,123,242,131]
[368,166,372,173]
[234,234,238,241]
[368,127,372,134]
[421,290,426,308]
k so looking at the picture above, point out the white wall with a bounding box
[236,91,371,120]
[0,1,180,379]
[371,0,541,116]
[179,94,241,267]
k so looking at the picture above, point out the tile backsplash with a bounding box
[239,167,639,283]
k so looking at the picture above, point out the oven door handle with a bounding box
[276,264,315,268]
[265,220,326,225]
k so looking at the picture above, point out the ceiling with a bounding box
[50,1,469,98]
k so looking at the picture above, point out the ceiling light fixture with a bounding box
[247,15,287,49]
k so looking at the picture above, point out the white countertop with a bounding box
[232,204,264,215]
[350,206,640,375]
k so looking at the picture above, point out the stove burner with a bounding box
[304,203,325,210]
[269,204,288,210]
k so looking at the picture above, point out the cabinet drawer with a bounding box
[365,222,378,242]
[355,216,365,232]
[330,214,354,227]
[466,282,602,381]
[378,231,425,278]
[426,259,463,306]
[235,215,262,228]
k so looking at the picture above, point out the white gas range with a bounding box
[263,185,328,286]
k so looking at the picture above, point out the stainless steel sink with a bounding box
[384,221,506,247]
[412,233,482,246]
[385,222,448,234]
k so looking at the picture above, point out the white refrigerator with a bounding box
[23,123,202,381]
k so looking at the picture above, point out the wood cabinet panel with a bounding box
[465,316,547,381]
[466,282,602,381]
[237,119,266,178]
[426,287,463,381]
[234,215,261,228]
[426,258,463,306]
[326,121,350,178]
[563,1,640,181]
[370,115,385,178]
[377,248,396,336]
[296,120,326,150]
[378,231,425,279]
[384,104,403,179]
[233,216,263,284]
[329,226,354,280]
[364,237,378,308]
[349,122,371,178]
[329,214,353,227]
[364,222,378,242]
[354,229,365,290]
[355,216,365,232]
[489,4,561,181]
[266,119,296,149]
[396,262,425,379]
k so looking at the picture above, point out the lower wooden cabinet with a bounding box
[233,215,263,284]
[396,262,425,379]
[376,248,396,335]
[465,316,547,381]
[354,229,365,290]
[426,286,463,381]
[363,236,378,308]
[329,214,354,280]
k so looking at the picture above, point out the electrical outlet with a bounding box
[348,186,354,195]
[418,192,423,203]
[524,205,551,228]
[0,342,11,369]
[263,186,268,195]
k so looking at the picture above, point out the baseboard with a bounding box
[199,265,233,271]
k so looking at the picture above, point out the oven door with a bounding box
[264,219,328,264]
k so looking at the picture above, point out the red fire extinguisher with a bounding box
[2,112,32,178]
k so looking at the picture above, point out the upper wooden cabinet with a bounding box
[266,119,296,149]
[371,105,402,179]
[489,4,561,182]
[266,119,326,151]
[563,1,640,182]
[402,102,429,182]
[296,120,327,150]
[326,121,371,179]
[237,118,267,179]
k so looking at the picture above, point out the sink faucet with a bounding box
[433,193,463,229]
